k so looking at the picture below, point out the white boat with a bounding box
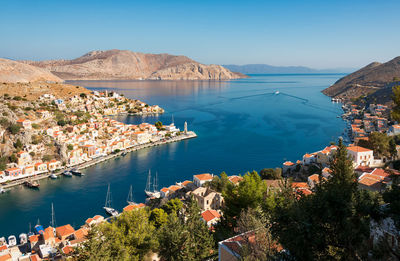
[127,185,136,205]
[63,171,73,177]
[8,235,17,246]
[274,91,280,95]
[49,173,58,179]
[19,233,27,245]
[0,187,5,194]
[103,184,119,216]
[0,237,6,246]
[144,170,160,198]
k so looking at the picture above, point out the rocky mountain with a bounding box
[223,64,355,74]
[0,58,62,83]
[25,49,246,80]
[322,56,400,100]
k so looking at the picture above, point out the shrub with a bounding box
[8,124,21,134]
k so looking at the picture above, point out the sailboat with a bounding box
[103,184,119,216]
[127,185,136,205]
[27,223,34,237]
[144,170,160,198]
[50,203,57,228]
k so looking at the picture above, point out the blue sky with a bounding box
[0,0,399,68]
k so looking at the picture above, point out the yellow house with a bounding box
[47,160,61,171]
[35,162,48,172]
[23,165,35,175]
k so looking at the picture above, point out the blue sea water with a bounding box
[0,74,346,237]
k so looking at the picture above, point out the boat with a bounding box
[27,223,34,237]
[70,168,84,176]
[0,187,6,194]
[127,185,136,205]
[144,170,160,198]
[103,184,119,216]
[49,173,58,179]
[8,235,17,246]
[0,237,6,246]
[19,233,27,245]
[121,150,127,156]
[62,170,73,177]
[50,203,57,228]
[274,91,280,95]
[34,219,44,235]
[24,180,40,189]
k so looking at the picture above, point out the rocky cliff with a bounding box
[322,56,400,99]
[0,58,62,83]
[25,49,246,80]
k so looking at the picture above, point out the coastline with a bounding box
[2,131,197,190]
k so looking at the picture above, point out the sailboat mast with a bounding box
[153,172,158,192]
[51,203,56,228]
[105,184,110,208]
[146,170,152,192]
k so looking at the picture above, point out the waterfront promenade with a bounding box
[2,131,197,189]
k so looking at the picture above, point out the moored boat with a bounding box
[0,187,6,194]
[127,185,136,205]
[70,168,84,176]
[24,180,40,189]
[49,173,58,179]
[103,184,119,216]
[8,235,16,246]
[19,233,27,245]
[0,237,6,246]
[63,171,73,177]
[144,170,160,198]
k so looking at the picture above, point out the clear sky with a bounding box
[1,0,399,69]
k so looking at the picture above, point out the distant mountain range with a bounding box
[222,64,355,74]
[322,56,400,104]
[20,49,246,81]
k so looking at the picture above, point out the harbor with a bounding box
[1,131,197,190]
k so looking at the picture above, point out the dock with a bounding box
[2,132,197,190]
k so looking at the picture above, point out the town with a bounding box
[0,90,200,189]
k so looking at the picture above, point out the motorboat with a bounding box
[49,173,58,179]
[0,237,6,246]
[24,180,40,189]
[8,235,17,246]
[70,169,84,176]
[63,171,73,177]
[19,233,28,245]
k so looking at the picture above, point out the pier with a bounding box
[2,131,197,190]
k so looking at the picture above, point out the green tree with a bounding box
[162,198,183,215]
[206,171,230,192]
[159,198,215,261]
[273,139,379,260]
[369,132,391,157]
[14,139,23,149]
[76,208,158,261]
[391,85,400,122]
[67,144,74,151]
[8,124,21,134]
[150,208,168,228]
[155,121,163,130]
[259,168,282,180]
[223,171,267,223]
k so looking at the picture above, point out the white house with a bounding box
[347,146,374,167]
[193,173,213,187]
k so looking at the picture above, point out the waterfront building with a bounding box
[193,173,213,187]
[55,224,75,241]
[302,153,316,165]
[282,161,295,173]
[47,160,61,171]
[5,167,22,177]
[191,187,224,211]
[347,146,374,167]
[23,165,35,175]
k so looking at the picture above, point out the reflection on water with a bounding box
[0,74,347,237]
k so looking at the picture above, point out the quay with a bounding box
[1,131,197,190]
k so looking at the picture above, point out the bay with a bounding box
[0,74,346,237]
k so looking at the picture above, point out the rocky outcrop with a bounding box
[148,62,245,80]
[24,49,246,80]
[322,56,400,99]
[0,58,63,83]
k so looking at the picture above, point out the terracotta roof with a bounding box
[347,146,372,153]
[85,218,93,224]
[228,175,243,185]
[322,167,332,173]
[29,234,39,243]
[30,254,41,261]
[168,185,182,192]
[62,246,74,255]
[56,224,75,237]
[5,167,20,172]
[182,180,193,186]
[123,203,145,212]
[291,182,309,189]
[160,187,169,193]
[43,226,55,240]
[201,209,221,222]
[74,228,88,240]
[0,254,11,261]
[283,161,295,166]
[93,215,103,220]
[0,245,7,252]
[194,173,213,181]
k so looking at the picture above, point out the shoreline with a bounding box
[2,131,197,190]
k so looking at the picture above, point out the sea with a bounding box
[0,74,346,237]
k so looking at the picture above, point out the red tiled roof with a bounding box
[56,224,75,237]
[194,173,213,181]
[347,146,372,153]
[283,161,295,166]
[201,209,221,222]
[123,203,145,212]
[0,254,11,261]
[291,182,309,189]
